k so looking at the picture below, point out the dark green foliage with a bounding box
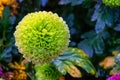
[0,7,17,63]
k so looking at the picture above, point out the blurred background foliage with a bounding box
[0,0,120,80]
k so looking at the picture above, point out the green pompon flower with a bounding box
[14,11,70,64]
[35,63,62,80]
[103,0,120,6]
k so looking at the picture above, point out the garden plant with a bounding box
[0,0,120,80]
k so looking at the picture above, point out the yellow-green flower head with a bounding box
[35,64,62,80]
[14,11,70,65]
[103,0,120,6]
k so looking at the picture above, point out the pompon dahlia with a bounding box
[14,11,70,65]
[35,63,62,80]
[102,0,120,6]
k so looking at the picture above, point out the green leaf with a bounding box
[63,61,82,78]
[91,4,118,33]
[0,46,12,62]
[52,59,67,75]
[78,31,109,56]
[52,48,97,78]
[70,58,96,75]
[1,6,11,27]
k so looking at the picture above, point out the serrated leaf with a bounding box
[104,10,113,27]
[95,18,105,33]
[91,10,99,22]
[2,6,11,19]
[64,14,74,28]
[52,48,97,78]
[0,46,12,62]
[52,59,67,75]
[91,4,116,33]
[0,6,11,37]
[102,31,110,39]
[81,0,94,8]
[70,58,96,75]
[91,4,101,22]
[63,49,96,75]
[11,45,18,55]
[114,24,120,31]
[1,6,10,26]
[70,0,84,6]
[78,31,108,56]
[78,40,94,57]
[64,61,82,78]
[93,37,104,54]
[66,48,89,58]
[81,30,96,39]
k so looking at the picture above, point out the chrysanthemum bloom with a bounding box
[35,63,62,80]
[102,0,120,6]
[107,73,120,80]
[14,11,70,65]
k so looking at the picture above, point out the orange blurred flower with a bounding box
[99,56,115,69]
[0,0,18,17]
[9,61,27,80]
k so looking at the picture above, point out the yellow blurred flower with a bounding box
[0,0,18,17]
[9,61,27,80]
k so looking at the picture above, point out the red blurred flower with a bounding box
[107,73,120,80]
